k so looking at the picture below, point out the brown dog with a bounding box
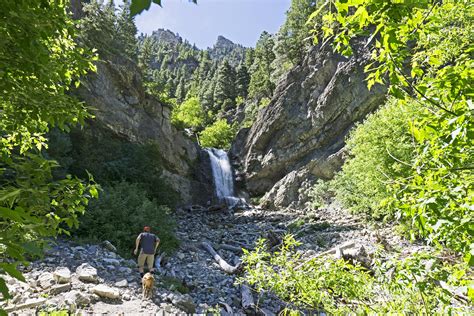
[142,272,154,300]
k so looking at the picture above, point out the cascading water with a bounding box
[206,148,242,208]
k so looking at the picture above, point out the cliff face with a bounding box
[74,56,213,204]
[232,43,387,209]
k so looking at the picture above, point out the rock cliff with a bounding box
[232,42,387,209]
[74,55,213,204]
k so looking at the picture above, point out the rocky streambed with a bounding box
[2,202,412,315]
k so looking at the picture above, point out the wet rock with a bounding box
[91,284,120,299]
[53,267,71,284]
[76,263,98,283]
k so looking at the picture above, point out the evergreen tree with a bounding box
[79,0,118,58]
[271,0,317,84]
[175,77,186,103]
[236,64,250,98]
[138,36,155,74]
[248,31,276,100]
[116,0,138,60]
[213,60,237,110]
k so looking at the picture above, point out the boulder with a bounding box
[91,284,120,299]
[53,267,71,284]
[171,294,196,314]
[49,283,72,295]
[37,272,55,289]
[102,258,121,266]
[102,240,117,253]
[64,290,91,307]
[114,279,128,288]
[76,263,98,283]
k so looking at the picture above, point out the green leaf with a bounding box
[130,0,152,16]
[0,278,11,301]
[0,263,25,282]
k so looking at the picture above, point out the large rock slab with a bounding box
[232,41,387,208]
[91,284,120,299]
[64,290,91,307]
[37,272,55,289]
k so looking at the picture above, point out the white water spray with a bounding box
[206,148,242,207]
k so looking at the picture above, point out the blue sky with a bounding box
[131,0,291,48]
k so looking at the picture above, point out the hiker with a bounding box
[134,226,160,277]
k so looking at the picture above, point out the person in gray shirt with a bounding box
[134,226,160,277]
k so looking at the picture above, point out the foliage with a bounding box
[311,0,473,261]
[79,0,137,60]
[241,235,373,314]
[328,99,419,219]
[242,236,473,314]
[130,0,197,16]
[171,97,206,130]
[308,179,332,210]
[0,0,97,307]
[213,60,237,110]
[75,181,178,256]
[271,0,317,83]
[248,32,276,100]
[235,64,251,98]
[64,127,178,206]
[199,119,236,150]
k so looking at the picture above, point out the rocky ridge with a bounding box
[232,41,387,209]
[3,202,413,315]
[74,56,213,205]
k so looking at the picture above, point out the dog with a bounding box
[142,272,154,300]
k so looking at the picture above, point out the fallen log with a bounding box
[295,241,357,269]
[241,284,256,313]
[201,242,241,274]
[213,243,244,254]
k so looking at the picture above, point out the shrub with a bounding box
[75,181,178,257]
[67,127,178,206]
[199,119,236,150]
[171,97,205,130]
[329,99,419,219]
[241,235,473,314]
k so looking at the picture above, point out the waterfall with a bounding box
[206,148,241,207]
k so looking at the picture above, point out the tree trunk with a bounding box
[201,242,241,274]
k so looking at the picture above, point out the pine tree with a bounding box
[271,0,317,84]
[116,0,138,60]
[138,36,155,74]
[248,31,276,100]
[236,64,250,98]
[213,60,237,110]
